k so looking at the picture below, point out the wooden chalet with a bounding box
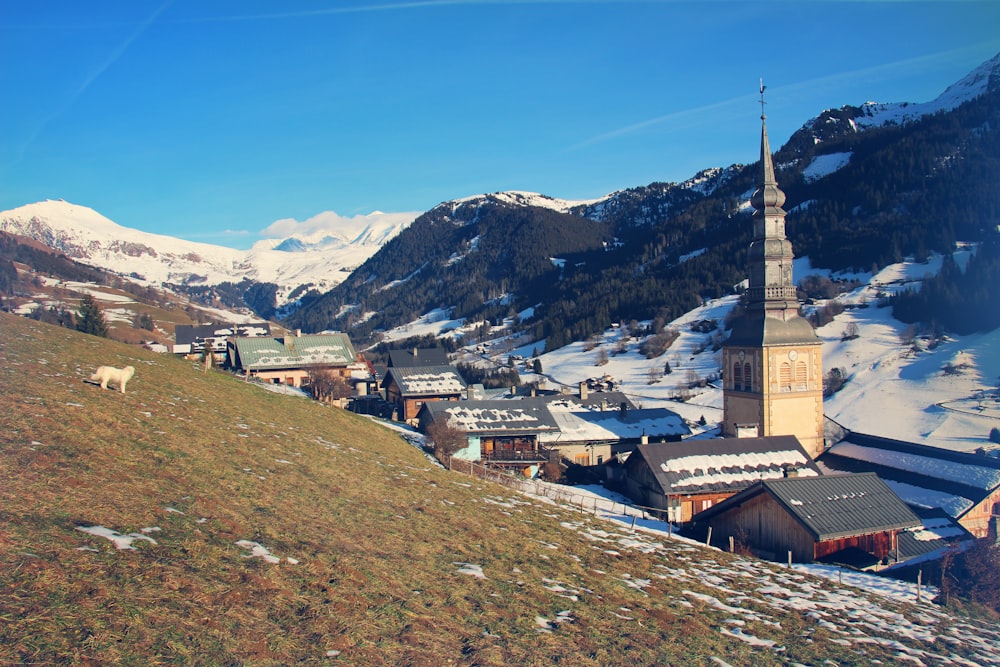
[382,365,467,422]
[227,331,364,389]
[613,435,821,523]
[690,473,921,566]
[817,433,1000,538]
[418,399,559,469]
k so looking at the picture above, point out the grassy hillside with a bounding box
[2,312,998,666]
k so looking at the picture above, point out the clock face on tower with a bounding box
[788,350,798,361]
[738,351,745,362]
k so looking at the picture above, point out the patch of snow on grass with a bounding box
[235,539,281,564]
[454,562,486,579]
[76,525,158,550]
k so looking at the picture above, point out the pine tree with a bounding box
[76,294,109,338]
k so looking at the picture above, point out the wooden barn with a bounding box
[690,473,921,566]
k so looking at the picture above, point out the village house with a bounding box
[173,321,270,358]
[417,398,559,471]
[611,435,821,523]
[818,433,1000,539]
[688,473,922,567]
[382,365,467,422]
[227,330,368,390]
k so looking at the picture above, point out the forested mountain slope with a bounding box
[288,59,1000,346]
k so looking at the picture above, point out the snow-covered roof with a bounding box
[828,441,1000,491]
[818,435,1000,520]
[233,333,356,371]
[540,407,689,444]
[421,399,559,434]
[383,365,467,396]
[627,435,821,495]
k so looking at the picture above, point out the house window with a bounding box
[597,455,604,465]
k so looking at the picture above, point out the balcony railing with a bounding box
[482,445,552,463]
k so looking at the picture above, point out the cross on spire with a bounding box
[759,78,767,120]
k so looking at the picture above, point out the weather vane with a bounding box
[759,78,767,119]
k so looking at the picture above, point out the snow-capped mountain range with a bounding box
[0,201,415,307]
[1,54,997,311]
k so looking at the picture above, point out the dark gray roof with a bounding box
[388,347,451,368]
[895,507,975,563]
[697,473,921,541]
[421,399,560,435]
[817,433,1000,518]
[382,365,467,396]
[534,391,637,412]
[625,435,821,495]
[175,322,270,345]
[724,313,818,347]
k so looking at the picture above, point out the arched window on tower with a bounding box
[732,361,743,392]
[779,362,792,392]
[795,361,807,390]
[743,362,752,392]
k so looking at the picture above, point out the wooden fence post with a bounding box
[729,536,734,552]
[706,526,713,546]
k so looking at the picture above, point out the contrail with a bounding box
[12,0,174,164]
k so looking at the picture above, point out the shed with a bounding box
[691,473,921,565]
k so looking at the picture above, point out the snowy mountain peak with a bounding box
[0,200,416,308]
[446,190,605,215]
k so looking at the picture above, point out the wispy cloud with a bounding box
[13,1,173,163]
[571,42,999,150]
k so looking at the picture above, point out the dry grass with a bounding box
[1,312,996,665]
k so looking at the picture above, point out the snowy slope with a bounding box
[0,200,416,306]
[382,252,998,454]
[854,53,999,129]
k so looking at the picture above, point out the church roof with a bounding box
[724,313,819,347]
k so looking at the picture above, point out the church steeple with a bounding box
[746,81,798,317]
[720,83,825,458]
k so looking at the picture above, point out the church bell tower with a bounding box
[721,84,825,457]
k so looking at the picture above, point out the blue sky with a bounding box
[2,1,998,249]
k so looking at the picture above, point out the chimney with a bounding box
[413,347,418,358]
[295,329,301,337]
[619,402,628,420]
[784,467,800,478]
[467,386,475,400]
[640,430,649,445]
[579,381,588,401]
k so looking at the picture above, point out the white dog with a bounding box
[90,365,136,393]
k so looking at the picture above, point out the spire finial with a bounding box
[759,78,767,120]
